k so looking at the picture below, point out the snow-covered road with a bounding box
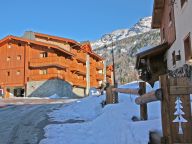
[0,104,65,144]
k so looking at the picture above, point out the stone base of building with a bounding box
[72,87,86,97]
[26,79,85,98]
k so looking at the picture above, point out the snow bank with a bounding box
[40,81,162,144]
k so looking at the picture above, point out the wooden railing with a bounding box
[29,57,69,68]
[70,62,86,75]
[90,81,99,88]
[106,71,111,77]
[76,52,86,63]
[96,73,104,80]
[96,62,104,70]
[76,64,86,75]
[29,73,64,81]
[70,75,86,87]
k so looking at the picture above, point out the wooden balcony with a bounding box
[77,64,86,75]
[29,57,70,69]
[90,81,99,88]
[106,71,111,77]
[70,62,86,76]
[90,57,95,64]
[96,73,104,80]
[29,73,64,81]
[96,62,104,70]
[76,52,86,63]
[71,77,86,88]
[90,68,96,76]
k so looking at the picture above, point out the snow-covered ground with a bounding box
[40,81,163,144]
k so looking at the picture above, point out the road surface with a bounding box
[0,103,66,144]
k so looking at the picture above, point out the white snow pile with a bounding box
[40,81,162,144]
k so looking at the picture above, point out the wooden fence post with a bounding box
[160,75,192,144]
[139,82,148,120]
[106,84,118,104]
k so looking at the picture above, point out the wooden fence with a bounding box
[160,75,192,144]
[137,75,192,144]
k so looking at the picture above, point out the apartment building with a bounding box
[0,31,113,98]
[136,0,192,86]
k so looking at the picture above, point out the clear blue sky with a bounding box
[0,0,153,41]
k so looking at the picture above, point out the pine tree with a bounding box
[173,97,188,134]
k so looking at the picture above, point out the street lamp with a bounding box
[101,34,118,103]
[101,34,117,86]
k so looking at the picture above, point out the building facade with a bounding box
[136,0,192,86]
[0,32,113,98]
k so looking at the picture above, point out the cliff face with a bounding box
[91,17,161,84]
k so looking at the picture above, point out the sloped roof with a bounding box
[135,42,168,69]
[0,35,74,56]
[33,32,80,46]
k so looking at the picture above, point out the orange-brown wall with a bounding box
[0,41,25,87]
[160,0,176,45]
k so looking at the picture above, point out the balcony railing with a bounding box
[76,64,86,75]
[90,81,99,88]
[29,73,64,81]
[96,62,104,70]
[96,73,104,80]
[76,52,86,63]
[106,71,111,77]
[70,62,86,75]
[70,76,86,88]
[29,57,70,69]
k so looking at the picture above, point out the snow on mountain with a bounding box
[91,16,152,49]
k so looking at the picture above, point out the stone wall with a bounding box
[26,79,74,98]
[72,87,85,97]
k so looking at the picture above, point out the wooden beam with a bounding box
[135,89,162,105]
[169,86,192,95]
[139,82,148,120]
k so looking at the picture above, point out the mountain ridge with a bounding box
[90,16,161,84]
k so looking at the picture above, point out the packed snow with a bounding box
[40,81,164,144]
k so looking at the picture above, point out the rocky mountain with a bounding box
[91,16,161,84]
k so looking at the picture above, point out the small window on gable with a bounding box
[172,51,176,66]
[184,33,191,61]
[7,57,11,61]
[181,0,187,8]
[7,71,10,76]
[16,70,21,75]
[40,52,48,58]
[17,55,21,60]
[8,44,11,48]
[162,28,165,41]
[169,11,172,24]
[39,69,47,75]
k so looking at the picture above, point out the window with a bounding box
[169,11,172,24]
[184,33,191,61]
[7,71,10,76]
[181,0,187,8]
[7,57,11,61]
[16,70,21,75]
[162,28,165,41]
[40,52,48,58]
[172,51,176,66]
[17,55,21,60]
[18,43,22,46]
[39,69,47,75]
[8,44,11,48]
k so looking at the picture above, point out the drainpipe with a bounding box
[86,54,90,95]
